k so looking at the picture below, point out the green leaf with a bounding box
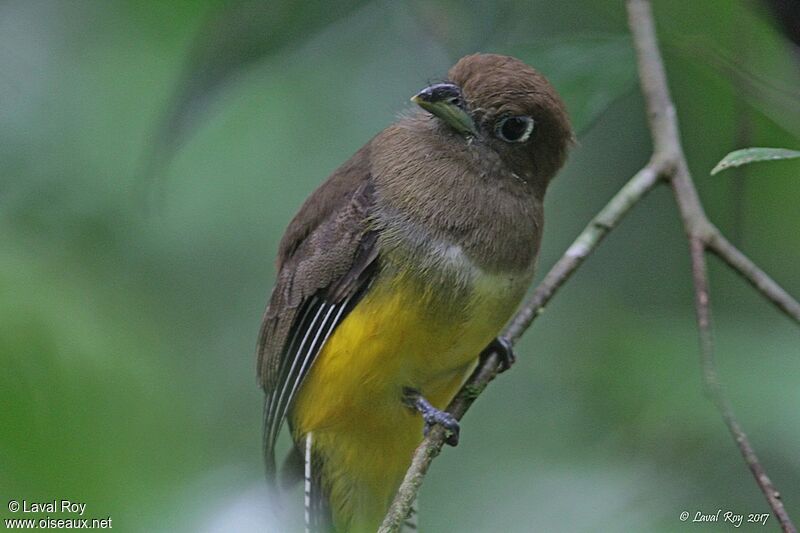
[710,147,800,175]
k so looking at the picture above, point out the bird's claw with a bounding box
[422,409,460,446]
[480,336,515,373]
[403,387,460,446]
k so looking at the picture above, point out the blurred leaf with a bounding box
[710,147,800,175]
[142,0,371,190]
[761,0,800,47]
[511,35,637,136]
[663,1,800,140]
[407,0,520,55]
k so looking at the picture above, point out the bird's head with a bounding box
[412,53,573,191]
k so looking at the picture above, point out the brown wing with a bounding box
[257,144,379,477]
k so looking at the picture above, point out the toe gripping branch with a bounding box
[402,388,460,446]
[480,336,515,373]
[400,337,513,447]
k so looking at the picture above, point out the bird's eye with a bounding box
[495,115,535,143]
[447,96,463,108]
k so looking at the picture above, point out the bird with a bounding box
[257,53,573,533]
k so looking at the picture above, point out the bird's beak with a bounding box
[411,83,477,136]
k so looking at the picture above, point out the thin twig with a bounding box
[689,237,796,533]
[689,238,717,395]
[707,229,800,325]
[379,1,799,531]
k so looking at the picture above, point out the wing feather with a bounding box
[257,143,379,479]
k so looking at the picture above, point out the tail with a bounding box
[291,432,415,533]
[304,432,334,533]
[300,432,419,533]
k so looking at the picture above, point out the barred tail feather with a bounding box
[304,432,333,533]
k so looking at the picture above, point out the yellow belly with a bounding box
[291,267,525,532]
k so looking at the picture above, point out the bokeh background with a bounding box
[1,0,798,531]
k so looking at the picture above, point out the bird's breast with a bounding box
[375,235,533,369]
[370,121,544,273]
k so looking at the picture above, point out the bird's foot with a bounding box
[402,388,460,446]
[480,336,515,373]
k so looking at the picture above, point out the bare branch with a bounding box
[689,237,796,533]
[627,0,680,159]
[707,229,800,325]
[689,238,717,395]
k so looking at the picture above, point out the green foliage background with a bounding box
[0,1,798,531]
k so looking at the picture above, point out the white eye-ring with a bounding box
[495,115,535,143]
